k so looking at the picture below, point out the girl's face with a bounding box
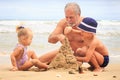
[25,35,33,46]
[20,31,33,46]
[25,31,33,46]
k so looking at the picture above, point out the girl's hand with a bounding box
[10,66,18,71]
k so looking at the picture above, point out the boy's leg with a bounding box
[39,49,59,64]
[89,51,104,72]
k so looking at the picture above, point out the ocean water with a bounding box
[0,20,60,55]
[0,20,120,63]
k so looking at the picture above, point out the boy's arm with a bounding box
[64,26,82,35]
[76,40,96,62]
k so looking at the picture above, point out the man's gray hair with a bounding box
[64,2,81,15]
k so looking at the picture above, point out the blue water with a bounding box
[0,20,120,63]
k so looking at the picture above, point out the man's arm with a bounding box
[48,19,66,43]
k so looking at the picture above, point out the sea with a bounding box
[0,20,120,64]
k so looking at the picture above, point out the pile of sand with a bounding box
[49,37,82,73]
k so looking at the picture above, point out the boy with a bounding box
[64,17,109,72]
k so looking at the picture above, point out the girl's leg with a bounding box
[27,50,38,59]
[32,59,48,69]
[18,60,48,71]
[18,50,39,71]
[27,50,48,69]
[18,61,34,71]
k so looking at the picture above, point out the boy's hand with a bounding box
[10,66,18,71]
[64,27,72,35]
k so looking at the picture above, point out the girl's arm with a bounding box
[10,47,23,71]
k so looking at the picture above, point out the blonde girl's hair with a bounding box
[16,25,29,38]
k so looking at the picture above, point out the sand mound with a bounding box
[49,37,82,73]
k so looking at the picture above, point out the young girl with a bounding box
[10,26,48,71]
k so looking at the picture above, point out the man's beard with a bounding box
[67,23,76,27]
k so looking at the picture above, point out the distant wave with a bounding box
[110,55,120,58]
[97,32,120,36]
[0,20,58,33]
[0,20,120,35]
[98,20,120,26]
[0,20,58,26]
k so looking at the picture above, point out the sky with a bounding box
[0,0,120,20]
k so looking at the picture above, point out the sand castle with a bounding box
[49,37,82,73]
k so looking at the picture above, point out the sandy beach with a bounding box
[0,0,120,79]
[0,56,120,80]
[0,20,120,80]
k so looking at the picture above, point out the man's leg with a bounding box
[39,49,59,64]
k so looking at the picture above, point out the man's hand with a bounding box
[57,34,66,44]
